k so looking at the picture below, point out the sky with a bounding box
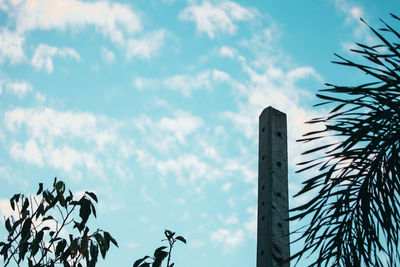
[0,0,399,266]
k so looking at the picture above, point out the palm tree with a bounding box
[289,14,400,266]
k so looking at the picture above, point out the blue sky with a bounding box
[0,0,399,266]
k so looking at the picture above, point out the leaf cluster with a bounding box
[133,230,186,267]
[289,14,400,266]
[0,178,118,266]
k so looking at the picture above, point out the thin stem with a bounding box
[166,239,175,267]
[37,204,77,264]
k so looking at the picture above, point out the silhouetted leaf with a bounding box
[78,197,92,228]
[36,183,43,195]
[85,191,98,203]
[5,218,11,233]
[290,14,400,266]
[104,231,118,248]
[175,236,186,244]
[133,256,150,267]
[31,230,44,256]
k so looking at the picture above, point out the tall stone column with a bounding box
[257,107,290,267]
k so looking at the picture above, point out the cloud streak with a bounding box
[31,44,80,73]
[180,0,254,39]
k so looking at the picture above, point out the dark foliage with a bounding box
[133,229,186,267]
[0,178,118,266]
[289,14,400,266]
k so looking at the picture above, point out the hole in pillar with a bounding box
[261,250,264,256]
[262,155,265,160]
[277,161,281,167]
[262,201,265,206]
[278,222,282,228]
[262,127,265,132]
[262,185,265,191]
[261,215,265,220]
[277,131,282,137]
[276,192,281,198]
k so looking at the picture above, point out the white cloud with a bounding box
[140,185,158,206]
[0,1,7,11]
[132,69,232,96]
[221,49,326,168]
[35,92,46,102]
[221,182,232,192]
[6,81,33,98]
[156,154,209,185]
[212,69,230,82]
[244,206,257,238]
[126,242,140,249]
[31,44,79,73]
[0,0,170,65]
[47,145,101,174]
[210,228,245,252]
[158,110,204,144]
[126,30,166,60]
[5,108,100,142]
[0,199,17,221]
[219,46,237,58]
[100,47,115,63]
[0,164,13,183]
[224,214,239,225]
[223,159,256,184]
[0,28,25,64]
[10,139,44,166]
[132,77,155,90]
[134,110,205,152]
[164,69,230,97]
[180,0,254,39]
[8,0,141,45]
[333,0,376,49]
[199,140,220,161]
[3,107,135,180]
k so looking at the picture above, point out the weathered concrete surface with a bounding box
[257,107,289,267]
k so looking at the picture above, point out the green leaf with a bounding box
[153,246,168,267]
[90,202,97,218]
[36,183,43,195]
[133,256,150,267]
[78,197,92,228]
[55,180,65,193]
[18,241,29,262]
[31,230,44,256]
[21,218,32,239]
[21,197,29,213]
[36,203,44,219]
[164,229,174,240]
[10,194,20,211]
[85,191,98,203]
[5,218,11,233]
[175,236,186,244]
[90,241,99,265]
[43,215,54,221]
[57,189,66,207]
[94,233,107,259]
[104,231,118,248]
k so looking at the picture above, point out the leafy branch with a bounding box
[0,178,118,267]
[133,230,186,267]
[289,14,400,266]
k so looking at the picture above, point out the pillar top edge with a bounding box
[259,106,286,119]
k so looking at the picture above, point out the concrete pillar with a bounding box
[257,106,290,267]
